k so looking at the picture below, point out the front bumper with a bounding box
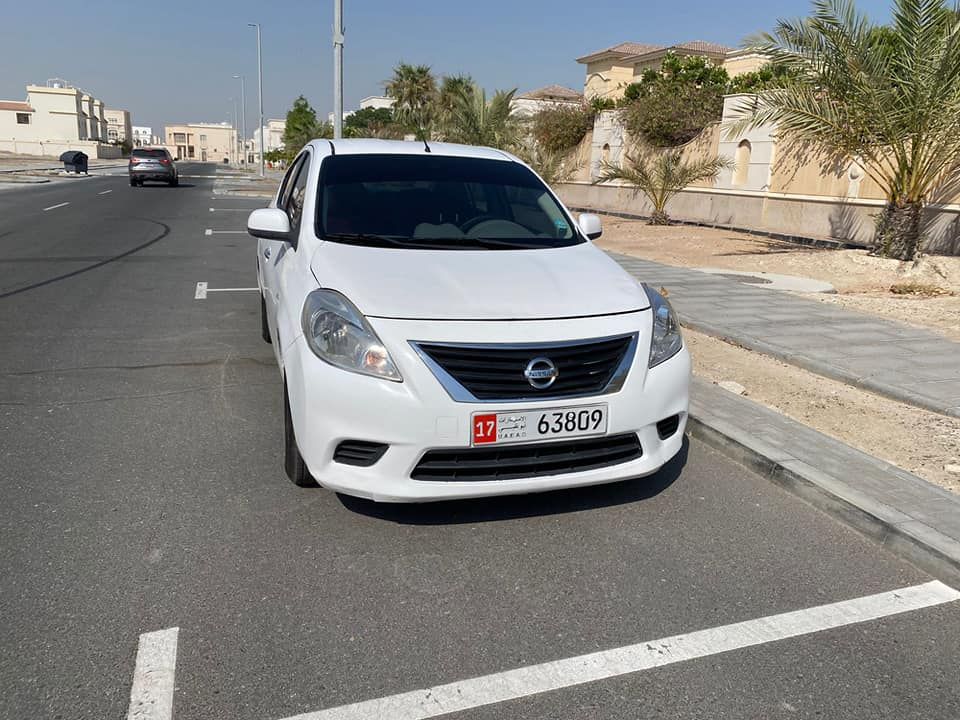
[283,313,690,502]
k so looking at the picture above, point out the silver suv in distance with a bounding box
[129,148,178,187]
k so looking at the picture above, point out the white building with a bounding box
[104,108,132,144]
[132,126,153,147]
[328,95,394,124]
[512,85,584,116]
[0,81,122,158]
[250,118,286,164]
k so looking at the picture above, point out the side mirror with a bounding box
[248,208,292,242]
[579,213,603,240]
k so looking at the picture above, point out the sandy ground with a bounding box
[596,217,960,341]
[687,329,960,493]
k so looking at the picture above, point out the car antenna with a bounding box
[327,140,336,156]
[423,139,431,153]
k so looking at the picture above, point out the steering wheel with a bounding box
[462,216,530,237]
[460,215,499,233]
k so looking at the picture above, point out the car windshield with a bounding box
[316,154,583,250]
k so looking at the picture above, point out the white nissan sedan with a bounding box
[248,139,690,502]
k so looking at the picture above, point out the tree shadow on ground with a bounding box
[338,436,689,525]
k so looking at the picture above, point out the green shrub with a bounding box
[530,104,595,154]
[619,53,728,147]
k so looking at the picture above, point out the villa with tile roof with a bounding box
[512,85,585,115]
[577,40,767,100]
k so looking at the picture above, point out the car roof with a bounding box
[307,138,516,162]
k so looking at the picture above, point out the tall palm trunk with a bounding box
[876,201,924,261]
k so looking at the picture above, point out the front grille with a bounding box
[411,433,642,482]
[414,334,636,401]
[333,440,389,467]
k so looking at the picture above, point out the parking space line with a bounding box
[205,229,247,235]
[279,581,960,720]
[126,627,178,720]
[98,190,113,195]
[209,207,249,212]
[43,202,70,211]
[195,281,257,299]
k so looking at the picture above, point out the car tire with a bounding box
[129,177,137,187]
[169,177,179,187]
[260,293,272,344]
[284,382,318,487]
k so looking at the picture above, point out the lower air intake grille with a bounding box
[411,433,642,482]
[333,440,389,467]
[656,415,681,440]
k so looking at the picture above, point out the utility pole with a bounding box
[248,22,265,176]
[333,0,343,139]
[233,74,246,167]
[232,97,238,165]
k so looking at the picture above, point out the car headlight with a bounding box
[644,285,683,368]
[301,289,402,382]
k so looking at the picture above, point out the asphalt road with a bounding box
[1,166,959,720]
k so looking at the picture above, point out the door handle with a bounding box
[263,247,271,260]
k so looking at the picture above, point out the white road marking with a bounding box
[204,229,212,236]
[205,229,247,235]
[278,581,960,720]
[209,208,248,212]
[126,627,178,720]
[194,282,257,299]
[98,190,113,195]
[43,202,70,211]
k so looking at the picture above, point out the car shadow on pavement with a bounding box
[337,436,689,525]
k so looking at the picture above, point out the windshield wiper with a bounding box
[468,237,548,248]
[321,232,411,248]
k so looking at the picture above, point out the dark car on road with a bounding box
[129,148,178,187]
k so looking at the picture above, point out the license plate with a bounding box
[471,404,608,446]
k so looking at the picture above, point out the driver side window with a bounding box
[277,154,304,209]
[286,155,310,233]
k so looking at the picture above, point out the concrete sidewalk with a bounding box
[610,253,960,418]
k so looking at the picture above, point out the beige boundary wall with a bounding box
[555,181,960,256]
[0,138,121,159]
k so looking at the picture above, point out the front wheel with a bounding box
[284,383,318,487]
[168,176,179,187]
[129,177,137,187]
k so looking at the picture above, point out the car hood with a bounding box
[311,241,649,320]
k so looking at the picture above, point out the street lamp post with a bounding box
[233,74,246,167]
[248,22,265,176]
[333,0,344,139]
[231,97,238,165]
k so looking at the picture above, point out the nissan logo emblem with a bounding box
[524,356,559,389]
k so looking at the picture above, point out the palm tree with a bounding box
[729,0,960,260]
[436,74,474,126]
[595,151,732,224]
[438,82,520,150]
[385,63,437,140]
[514,142,579,186]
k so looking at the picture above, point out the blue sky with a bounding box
[1,0,895,136]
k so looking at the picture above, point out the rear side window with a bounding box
[132,149,167,159]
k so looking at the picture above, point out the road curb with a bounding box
[565,205,866,251]
[682,317,960,419]
[686,408,960,588]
